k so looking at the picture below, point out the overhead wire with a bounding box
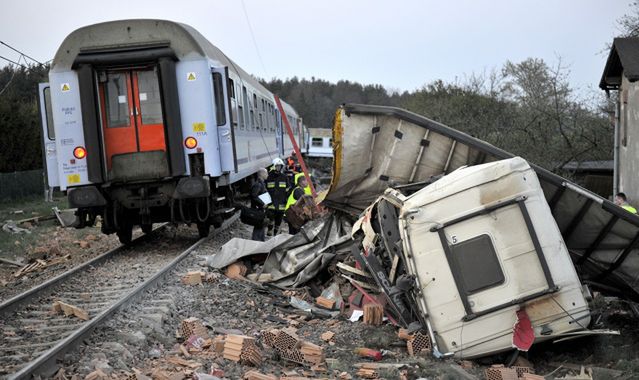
[231,0,276,161]
[240,0,269,79]
[0,55,23,96]
[0,54,28,69]
[0,40,43,65]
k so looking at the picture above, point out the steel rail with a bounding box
[7,213,238,379]
[0,223,168,315]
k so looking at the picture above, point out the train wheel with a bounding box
[117,223,133,245]
[197,222,210,238]
[141,224,153,234]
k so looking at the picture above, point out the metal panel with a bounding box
[48,70,89,190]
[77,64,104,183]
[158,58,186,177]
[175,59,221,177]
[38,83,59,188]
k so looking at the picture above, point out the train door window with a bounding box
[238,105,244,129]
[43,86,55,139]
[136,70,163,125]
[228,78,235,99]
[104,73,130,128]
[259,113,264,130]
[250,110,255,130]
[312,138,323,147]
[212,72,226,126]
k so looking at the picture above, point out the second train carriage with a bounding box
[39,19,306,243]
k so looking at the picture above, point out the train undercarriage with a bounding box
[72,176,237,244]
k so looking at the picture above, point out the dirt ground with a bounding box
[0,195,123,301]
[2,195,639,379]
[59,222,639,380]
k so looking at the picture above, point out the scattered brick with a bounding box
[363,304,383,326]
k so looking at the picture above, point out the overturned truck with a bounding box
[325,104,639,357]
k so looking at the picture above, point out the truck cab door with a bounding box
[38,83,60,188]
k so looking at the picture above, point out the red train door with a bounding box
[99,68,166,170]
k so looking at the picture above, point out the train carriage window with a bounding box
[137,70,163,125]
[312,138,323,147]
[242,86,249,130]
[238,105,244,129]
[104,73,130,128]
[43,87,55,139]
[250,110,255,130]
[228,78,235,98]
[212,72,226,126]
[253,93,257,108]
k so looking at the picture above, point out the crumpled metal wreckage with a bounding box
[209,104,629,358]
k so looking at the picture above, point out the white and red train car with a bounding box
[38,19,305,243]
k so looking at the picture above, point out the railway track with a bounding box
[0,214,238,379]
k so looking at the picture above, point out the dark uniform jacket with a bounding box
[265,169,290,211]
[250,179,267,209]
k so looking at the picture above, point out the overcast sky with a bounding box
[0,0,632,93]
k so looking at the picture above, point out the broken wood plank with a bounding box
[166,356,202,368]
[315,296,335,309]
[52,301,89,321]
[0,257,22,267]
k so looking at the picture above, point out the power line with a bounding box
[0,54,28,69]
[0,55,23,96]
[240,0,269,78]
[0,40,43,65]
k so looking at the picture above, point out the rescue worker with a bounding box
[265,158,289,236]
[294,172,314,195]
[250,168,269,241]
[285,175,308,235]
[614,192,637,214]
[286,154,296,172]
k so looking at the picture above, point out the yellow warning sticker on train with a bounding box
[61,83,70,92]
[187,72,196,81]
[192,122,206,132]
[67,174,81,184]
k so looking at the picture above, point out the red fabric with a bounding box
[512,309,535,351]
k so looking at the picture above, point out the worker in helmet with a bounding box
[285,175,308,235]
[614,192,637,214]
[265,158,290,236]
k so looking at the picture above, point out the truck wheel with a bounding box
[117,224,133,245]
[197,222,210,238]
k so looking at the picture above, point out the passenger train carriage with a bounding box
[39,19,305,243]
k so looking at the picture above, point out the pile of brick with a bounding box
[180,317,209,340]
[262,327,325,366]
[484,364,540,380]
[397,328,432,356]
[223,334,262,366]
[355,366,378,379]
[362,304,383,325]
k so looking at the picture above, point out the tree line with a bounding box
[0,59,615,174]
[262,58,613,170]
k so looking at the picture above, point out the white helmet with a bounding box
[272,157,284,166]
